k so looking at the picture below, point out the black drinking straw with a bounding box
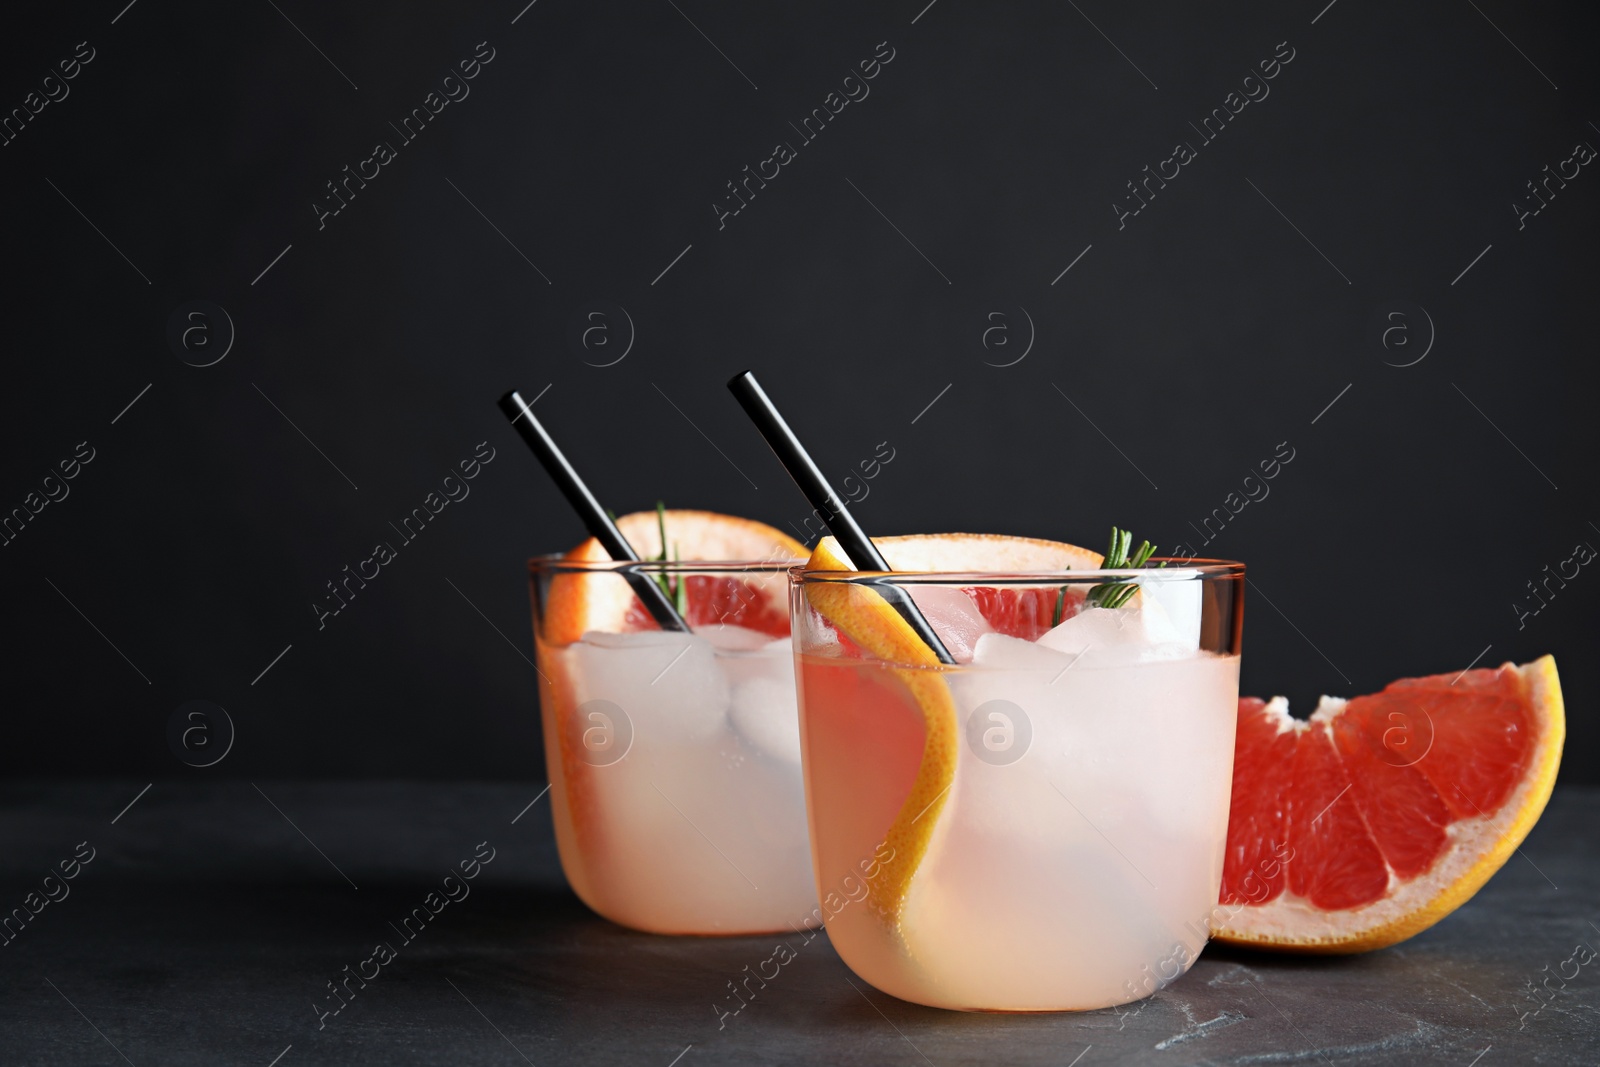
[726,371,955,665]
[498,389,689,632]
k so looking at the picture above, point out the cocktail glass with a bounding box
[529,557,818,935]
[791,560,1244,1009]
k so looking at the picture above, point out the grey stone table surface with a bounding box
[1,781,1595,1066]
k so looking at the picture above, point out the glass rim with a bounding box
[528,553,804,577]
[793,557,1244,585]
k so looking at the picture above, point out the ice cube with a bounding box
[571,630,730,740]
[907,585,995,663]
[1139,578,1201,651]
[970,632,1078,671]
[1037,605,1143,656]
[582,629,686,649]
[695,623,774,653]
[728,675,803,764]
[1037,602,1193,664]
[715,633,794,690]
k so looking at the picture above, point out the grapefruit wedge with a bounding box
[802,533,1100,925]
[542,509,804,646]
[1214,656,1564,953]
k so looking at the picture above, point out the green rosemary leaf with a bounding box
[1087,527,1156,609]
[653,501,674,604]
[1129,538,1156,571]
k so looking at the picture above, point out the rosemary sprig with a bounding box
[653,501,674,604]
[652,501,687,615]
[1087,526,1158,610]
[1051,527,1158,625]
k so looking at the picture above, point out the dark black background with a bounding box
[2,0,1594,782]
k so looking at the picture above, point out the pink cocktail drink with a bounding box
[792,552,1244,1010]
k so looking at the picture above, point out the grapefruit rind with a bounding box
[1212,656,1564,954]
[803,538,955,927]
[834,532,1103,574]
[800,533,1099,926]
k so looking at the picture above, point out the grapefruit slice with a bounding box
[1213,656,1564,953]
[542,509,804,646]
[801,533,1100,924]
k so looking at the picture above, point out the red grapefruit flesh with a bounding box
[963,585,1085,641]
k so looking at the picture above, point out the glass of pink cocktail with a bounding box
[790,535,1244,1011]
